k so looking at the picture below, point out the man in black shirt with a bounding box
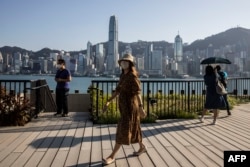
[54,59,72,117]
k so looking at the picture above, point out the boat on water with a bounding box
[106,74,116,78]
[88,74,100,77]
[181,74,190,79]
[140,73,149,78]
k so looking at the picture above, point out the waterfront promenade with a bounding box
[0,103,249,167]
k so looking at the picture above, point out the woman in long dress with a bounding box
[200,65,225,125]
[102,53,147,165]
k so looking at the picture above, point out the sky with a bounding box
[1,0,250,52]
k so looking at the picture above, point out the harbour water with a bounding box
[0,74,114,93]
[0,74,191,93]
[1,74,249,96]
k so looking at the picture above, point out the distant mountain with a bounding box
[0,46,32,55]
[1,27,250,57]
[184,27,250,51]
[34,48,60,58]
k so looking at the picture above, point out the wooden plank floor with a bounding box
[0,103,249,167]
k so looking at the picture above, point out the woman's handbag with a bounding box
[216,81,227,95]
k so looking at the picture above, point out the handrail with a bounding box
[90,77,250,122]
[25,84,48,90]
[29,79,57,118]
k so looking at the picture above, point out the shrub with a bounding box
[0,87,34,126]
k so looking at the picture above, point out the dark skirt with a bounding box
[205,91,226,109]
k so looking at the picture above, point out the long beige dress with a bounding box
[115,72,142,145]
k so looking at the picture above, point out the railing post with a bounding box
[35,80,41,118]
[235,78,238,99]
[96,82,99,120]
[188,81,190,112]
[23,81,27,99]
[147,81,150,117]
[44,87,46,112]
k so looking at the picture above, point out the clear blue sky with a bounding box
[1,0,250,52]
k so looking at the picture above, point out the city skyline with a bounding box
[1,0,250,52]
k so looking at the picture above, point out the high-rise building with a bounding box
[50,53,59,61]
[3,54,10,72]
[107,15,119,73]
[42,59,48,73]
[144,43,153,70]
[62,53,71,70]
[137,57,144,71]
[77,53,84,75]
[174,33,183,61]
[151,50,162,70]
[151,50,163,75]
[96,43,104,72]
[70,58,77,74]
[22,54,29,67]
[13,52,22,73]
[87,41,92,66]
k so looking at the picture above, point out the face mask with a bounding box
[57,64,62,69]
[120,61,129,69]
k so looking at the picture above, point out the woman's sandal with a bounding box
[133,146,147,156]
[102,157,115,165]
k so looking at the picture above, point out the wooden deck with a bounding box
[0,103,250,167]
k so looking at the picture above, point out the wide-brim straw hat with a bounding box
[118,53,134,65]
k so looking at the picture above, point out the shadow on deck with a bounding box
[0,103,249,167]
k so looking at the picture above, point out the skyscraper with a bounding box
[13,52,22,73]
[96,43,104,72]
[174,33,183,62]
[86,41,92,66]
[107,15,119,73]
[144,43,153,71]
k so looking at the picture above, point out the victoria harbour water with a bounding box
[1,74,249,96]
[0,74,112,93]
[0,74,195,93]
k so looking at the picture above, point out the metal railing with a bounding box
[0,79,30,98]
[0,79,57,119]
[90,77,250,121]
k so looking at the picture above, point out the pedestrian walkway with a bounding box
[0,103,249,167]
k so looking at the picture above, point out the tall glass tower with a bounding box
[174,33,183,62]
[144,43,153,71]
[107,15,118,73]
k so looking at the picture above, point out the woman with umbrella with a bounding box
[200,65,226,125]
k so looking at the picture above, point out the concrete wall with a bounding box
[52,93,90,112]
[68,93,90,112]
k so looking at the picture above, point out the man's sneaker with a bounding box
[54,113,61,116]
[228,111,231,115]
[199,116,204,123]
[212,119,217,125]
[62,113,68,117]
